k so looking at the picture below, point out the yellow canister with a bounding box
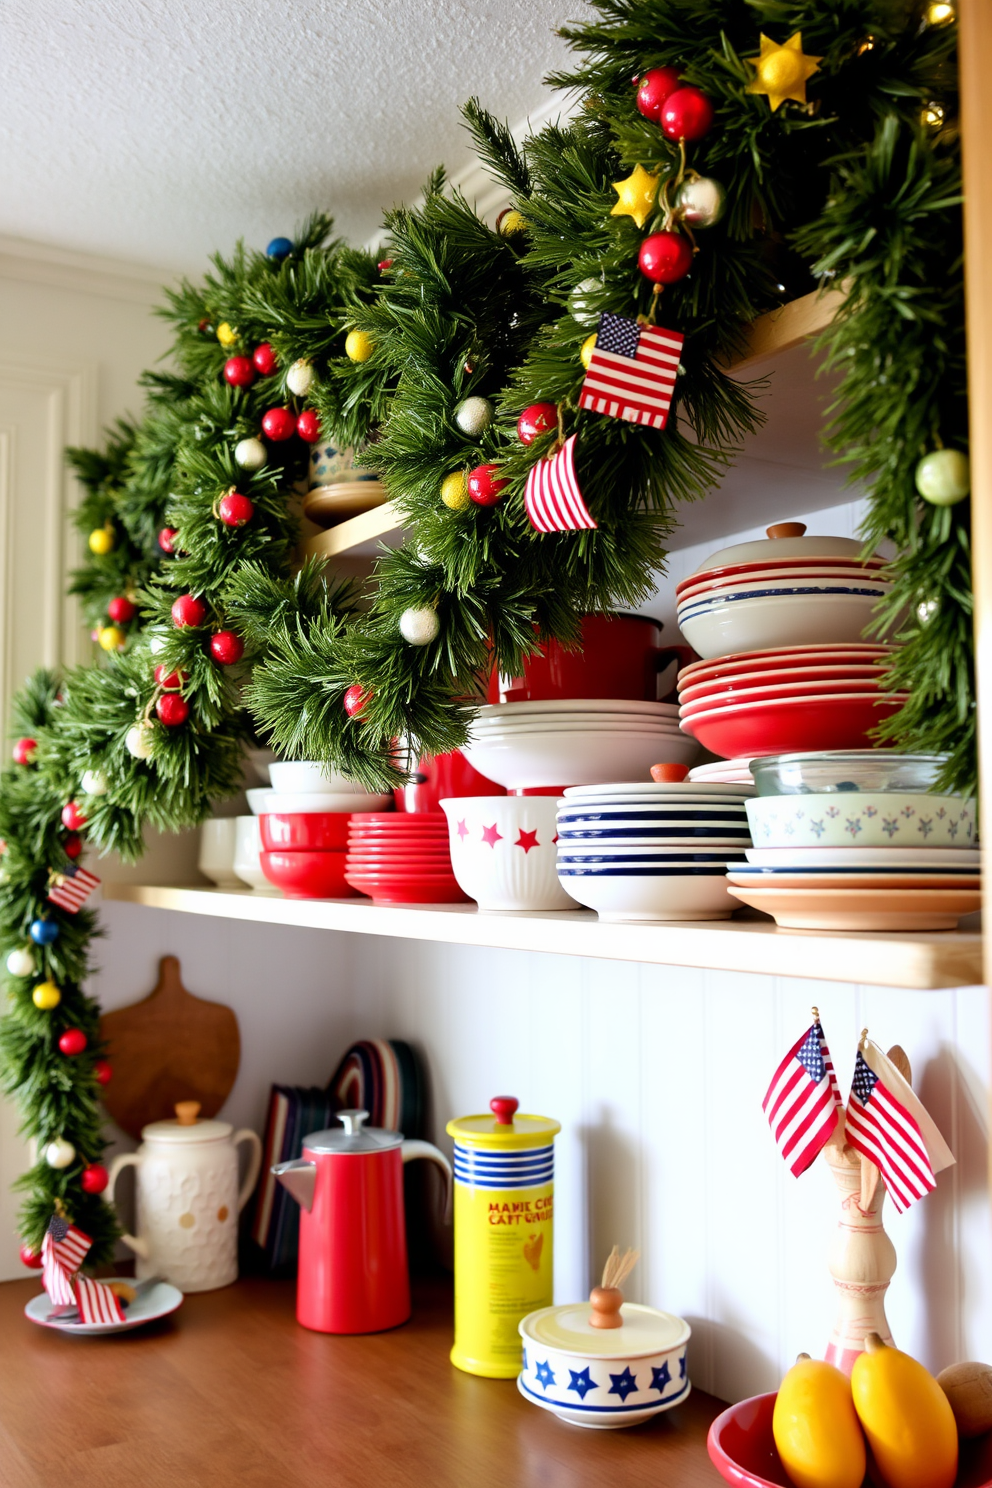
[446,1095,561,1378]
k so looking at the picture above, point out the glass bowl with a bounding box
[750,751,957,797]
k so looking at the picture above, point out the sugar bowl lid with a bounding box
[141,1100,233,1143]
[303,1109,403,1154]
[447,1096,561,1149]
[521,1301,690,1359]
[692,522,872,574]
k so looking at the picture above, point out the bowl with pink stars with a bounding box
[440,796,578,911]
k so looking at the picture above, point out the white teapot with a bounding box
[107,1100,262,1293]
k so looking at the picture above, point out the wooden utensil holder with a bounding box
[823,1138,896,1375]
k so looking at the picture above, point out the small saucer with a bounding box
[25,1279,183,1336]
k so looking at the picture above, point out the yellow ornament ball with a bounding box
[98,624,126,653]
[32,980,62,1010]
[441,471,469,510]
[88,525,115,556]
[581,333,598,371]
[216,321,238,348]
[498,210,528,238]
[345,329,375,363]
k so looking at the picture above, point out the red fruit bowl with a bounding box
[260,812,351,852]
[680,693,907,759]
[708,1392,992,1488]
[260,850,360,899]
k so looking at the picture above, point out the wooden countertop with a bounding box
[0,1273,726,1488]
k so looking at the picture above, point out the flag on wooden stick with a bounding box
[843,1037,955,1214]
[763,1015,843,1176]
[524,435,598,534]
[47,863,100,913]
[578,312,684,429]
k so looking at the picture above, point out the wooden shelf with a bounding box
[0,1273,724,1485]
[101,883,982,990]
[303,496,402,561]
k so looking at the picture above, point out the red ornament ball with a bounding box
[156,692,190,728]
[638,231,694,284]
[107,596,136,624]
[209,630,244,666]
[660,86,714,142]
[19,1244,43,1270]
[261,406,296,442]
[58,1028,87,1056]
[343,683,371,718]
[80,1163,109,1195]
[377,258,393,272]
[171,593,208,628]
[12,737,37,766]
[64,833,83,860]
[61,800,87,832]
[218,490,254,527]
[223,356,256,388]
[158,526,178,554]
[517,403,558,445]
[296,409,321,443]
[467,463,509,507]
[635,66,682,121]
[154,665,187,689]
[252,342,278,376]
[94,1058,113,1086]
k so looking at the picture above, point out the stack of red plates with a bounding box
[677,644,908,759]
[345,813,470,905]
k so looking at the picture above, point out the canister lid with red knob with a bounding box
[447,1095,561,1150]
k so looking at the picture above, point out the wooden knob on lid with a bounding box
[174,1100,201,1126]
[650,763,690,783]
[490,1096,518,1125]
[589,1286,624,1330]
[766,522,807,539]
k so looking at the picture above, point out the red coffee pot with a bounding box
[273,1108,452,1334]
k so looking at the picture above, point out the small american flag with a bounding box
[42,1214,92,1307]
[75,1275,125,1325]
[47,864,100,913]
[579,312,684,430]
[844,1043,954,1214]
[524,434,598,534]
[763,1019,842,1176]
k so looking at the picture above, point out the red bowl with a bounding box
[343,870,469,905]
[680,693,906,759]
[260,850,360,900]
[675,554,887,597]
[486,613,693,705]
[678,679,893,718]
[678,665,892,704]
[708,1392,992,1488]
[260,812,351,851]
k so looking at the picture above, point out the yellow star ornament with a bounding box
[747,32,822,111]
[610,164,661,230]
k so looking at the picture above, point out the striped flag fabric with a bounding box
[844,1041,955,1214]
[763,1019,843,1176]
[524,434,598,534]
[41,1214,92,1307]
[47,864,100,913]
[75,1276,125,1325]
[578,312,684,429]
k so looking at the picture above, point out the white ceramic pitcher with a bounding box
[107,1100,262,1292]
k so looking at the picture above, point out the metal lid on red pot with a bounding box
[303,1109,403,1153]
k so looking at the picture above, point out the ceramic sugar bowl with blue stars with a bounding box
[517,1248,690,1429]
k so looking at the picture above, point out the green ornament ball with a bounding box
[915,449,970,506]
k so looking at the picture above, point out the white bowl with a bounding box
[268,760,376,794]
[246,787,393,814]
[475,699,680,719]
[461,728,699,790]
[680,592,887,661]
[563,781,754,799]
[233,816,279,892]
[198,818,241,887]
[558,864,736,921]
[467,721,688,739]
[440,796,577,911]
[746,792,977,850]
[678,563,888,605]
[744,844,981,867]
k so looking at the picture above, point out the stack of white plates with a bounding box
[555,780,753,922]
[688,758,755,786]
[461,700,699,791]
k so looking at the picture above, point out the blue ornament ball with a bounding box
[266,236,293,261]
[29,918,59,946]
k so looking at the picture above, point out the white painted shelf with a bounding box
[101,883,982,990]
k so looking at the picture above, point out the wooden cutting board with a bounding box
[99,955,241,1138]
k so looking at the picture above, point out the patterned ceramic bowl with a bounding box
[746,792,977,849]
[440,796,577,911]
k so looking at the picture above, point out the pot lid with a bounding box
[447,1096,561,1149]
[303,1109,403,1154]
[141,1100,232,1144]
[521,1301,690,1359]
[692,523,874,575]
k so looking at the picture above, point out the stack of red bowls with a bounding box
[344,813,470,904]
[259,811,359,899]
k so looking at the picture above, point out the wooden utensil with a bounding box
[99,955,240,1138]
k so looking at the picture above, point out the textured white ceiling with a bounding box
[0,0,572,272]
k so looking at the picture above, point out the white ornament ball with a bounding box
[6,947,35,978]
[399,606,440,646]
[80,769,108,796]
[287,358,315,396]
[454,396,493,438]
[125,724,155,760]
[235,436,267,471]
[148,631,169,657]
[568,277,601,328]
[674,175,726,229]
[45,1138,76,1170]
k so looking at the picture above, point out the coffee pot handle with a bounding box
[401,1140,453,1224]
[105,1152,151,1260]
[233,1130,263,1213]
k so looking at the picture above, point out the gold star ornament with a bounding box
[610,164,661,230]
[747,32,822,111]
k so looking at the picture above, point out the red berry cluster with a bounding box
[632,68,715,288]
[261,406,321,443]
[222,342,278,388]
